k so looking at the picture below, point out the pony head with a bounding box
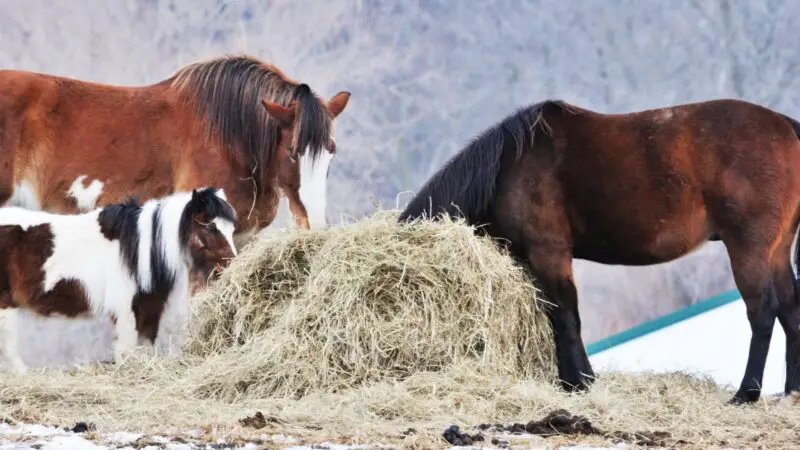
[179,187,238,281]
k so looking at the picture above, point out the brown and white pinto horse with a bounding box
[0,187,237,372]
[0,54,349,240]
[399,98,800,405]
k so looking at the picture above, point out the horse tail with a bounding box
[782,113,800,283]
[782,113,800,140]
[398,100,562,225]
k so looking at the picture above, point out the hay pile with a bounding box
[181,210,556,400]
[2,211,799,449]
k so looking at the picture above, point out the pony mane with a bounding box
[97,196,144,281]
[168,54,332,191]
[97,189,233,295]
[398,100,574,225]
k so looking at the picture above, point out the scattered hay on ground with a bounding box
[182,210,555,400]
[1,211,799,449]
[1,362,799,449]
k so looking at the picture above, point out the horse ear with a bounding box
[191,188,198,202]
[262,100,295,126]
[327,91,351,118]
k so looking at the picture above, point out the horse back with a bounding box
[497,99,800,265]
[0,69,207,213]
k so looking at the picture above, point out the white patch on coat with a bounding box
[6,180,41,210]
[298,142,335,229]
[67,175,104,211]
[135,200,159,293]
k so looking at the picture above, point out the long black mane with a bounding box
[398,100,568,225]
[169,54,331,191]
[97,196,143,276]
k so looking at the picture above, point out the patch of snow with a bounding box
[105,432,143,445]
[164,443,193,450]
[271,433,299,444]
[0,423,70,438]
[38,435,104,450]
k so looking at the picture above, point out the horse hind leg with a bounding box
[777,229,800,404]
[0,308,27,373]
[726,239,782,404]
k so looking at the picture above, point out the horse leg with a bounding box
[727,243,779,404]
[282,186,310,230]
[111,308,138,364]
[524,248,594,391]
[0,308,26,372]
[775,263,800,401]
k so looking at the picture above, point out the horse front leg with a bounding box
[281,185,310,230]
[0,308,27,373]
[110,301,138,365]
[526,248,595,392]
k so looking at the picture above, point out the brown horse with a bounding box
[0,54,350,238]
[399,98,800,405]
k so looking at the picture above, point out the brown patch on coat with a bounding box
[0,224,90,317]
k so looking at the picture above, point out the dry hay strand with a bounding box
[182,210,556,400]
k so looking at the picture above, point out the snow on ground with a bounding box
[0,422,627,450]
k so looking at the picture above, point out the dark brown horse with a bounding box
[399,98,800,405]
[0,54,350,238]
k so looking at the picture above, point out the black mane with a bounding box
[97,196,143,277]
[398,100,568,225]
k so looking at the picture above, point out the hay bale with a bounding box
[182,211,556,400]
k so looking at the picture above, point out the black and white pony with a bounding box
[0,187,237,372]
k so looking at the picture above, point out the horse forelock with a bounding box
[168,54,303,191]
[293,83,332,166]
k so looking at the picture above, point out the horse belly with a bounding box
[573,209,712,266]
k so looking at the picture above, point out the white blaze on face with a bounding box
[213,217,238,256]
[298,143,334,229]
[212,189,237,256]
[67,175,104,211]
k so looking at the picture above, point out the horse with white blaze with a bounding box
[0,187,238,372]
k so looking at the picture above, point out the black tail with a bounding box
[398,100,563,225]
[783,113,800,140]
[783,113,800,281]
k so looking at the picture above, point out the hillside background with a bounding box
[2,0,798,367]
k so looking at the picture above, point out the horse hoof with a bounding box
[559,377,594,393]
[778,391,800,407]
[728,390,760,405]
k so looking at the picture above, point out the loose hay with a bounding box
[182,210,556,399]
[2,211,799,449]
[1,362,799,449]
